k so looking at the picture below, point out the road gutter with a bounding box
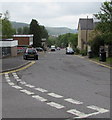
[0,61,36,75]
[75,55,112,69]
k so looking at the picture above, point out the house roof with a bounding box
[78,18,93,30]
[13,34,33,37]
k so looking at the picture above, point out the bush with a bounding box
[80,50,87,56]
[75,48,80,54]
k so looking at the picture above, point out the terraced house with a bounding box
[77,18,95,51]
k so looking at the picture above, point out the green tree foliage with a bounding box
[94,1,112,45]
[47,36,57,47]
[90,35,105,56]
[22,26,29,34]
[2,10,16,38]
[17,27,23,34]
[40,26,49,39]
[29,19,42,47]
[56,33,78,48]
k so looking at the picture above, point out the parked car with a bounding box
[57,47,60,50]
[36,47,43,52]
[51,45,56,51]
[66,47,74,54]
[23,48,38,60]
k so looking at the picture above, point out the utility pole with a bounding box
[86,16,88,55]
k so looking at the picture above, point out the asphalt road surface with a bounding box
[2,49,110,119]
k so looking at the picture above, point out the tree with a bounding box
[40,26,48,39]
[17,27,23,34]
[56,33,78,48]
[94,1,112,45]
[23,26,29,34]
[2,11,16,38]
[29,19,42,47]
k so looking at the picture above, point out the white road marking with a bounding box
[68,105,109,118]
[67,109,87,118]
[48,93,63,98]
[16,79,22,82]
[32,95,47,102]
[12,72,17,75]
[25,84,35,88]
[8,82,15,86]
[14,76,19,79]
[6,80,11,82]
[5,73,9,76]
[12,85,22,89]
[5,76,10,79]
[20,89,34,95]
[87,105,109,113]
[35,88,48,93]
[64,98,83,104]
[20,81,26,84]
[47,102,65,109]
[5,74,9,77]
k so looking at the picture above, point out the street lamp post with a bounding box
[85,16,88,55]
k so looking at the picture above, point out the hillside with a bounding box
[46,27,77,36]
[11,21,77,36]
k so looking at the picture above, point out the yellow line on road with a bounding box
[0,61,36,75]
[89,59,112,69]
[75,55,112,69]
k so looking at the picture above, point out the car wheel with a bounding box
[36,56,38,60]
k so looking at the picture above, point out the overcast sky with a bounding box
[0,0,106,29]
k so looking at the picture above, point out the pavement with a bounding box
[1,52,111,74]
[1,53,31,73]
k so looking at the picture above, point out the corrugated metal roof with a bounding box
[79,18,93,30]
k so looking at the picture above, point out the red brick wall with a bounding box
[13,37,29,46]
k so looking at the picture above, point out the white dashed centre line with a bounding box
[12,85,22,89]
[32,95,47,102]
[47,102,65,109]
[6,80,11,82]
[16,79,22,82]
[20,89,35,95]
[48,93,63,98]
[35,88,48,93]
[5,76,10,79]
[20,81,26,85]
[64,98,83,104]
[8,82,15,86]
[25,84,35,88]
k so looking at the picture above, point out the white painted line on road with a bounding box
[16,79,22,82]
[5,76,10,79]
[67,109,87,118]
[12,85,22,89]
[64,98,83,105]
[12,72,17,75]
[87,105,109,113]
[47,102,65,109]
[20,81,26,84]
[68,105,110,118]
[6,79,11,82]
[32,95,47,102]
[48,93,63,98]
[25,84,35,88]
[8,82,15,86]
[5,74,9,77]
[14,76,19,79]
[20,89,35,95]
[35,88,48,93]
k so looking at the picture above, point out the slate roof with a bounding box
[78,18,94,30]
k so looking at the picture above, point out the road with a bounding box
[2,49,110,119]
